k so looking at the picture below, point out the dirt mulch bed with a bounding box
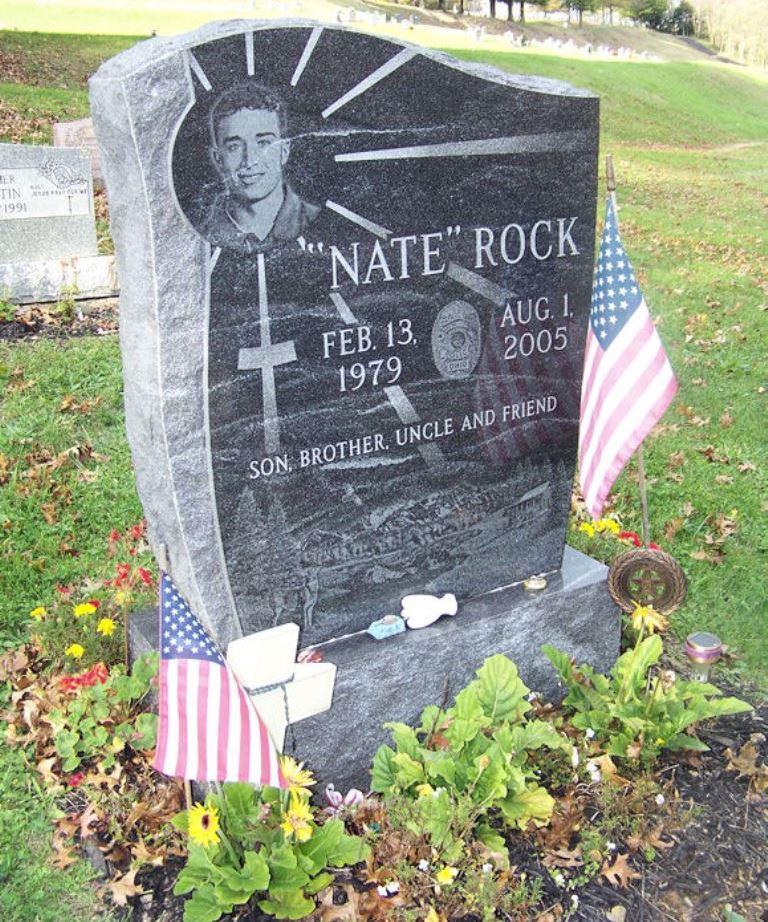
[0,297,118,343]
[121,693,767,922]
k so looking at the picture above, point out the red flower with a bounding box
[116,563,130,579]
[60,675,81,693]
[130,523,144,540]
[88,598,101,609]
[619,531,641,547]
[55,584,72,596]
[649,542,662,551]
[109,529,121,542]
[67,772,85,787]
[128,547,137,557]
[137,567,152,586]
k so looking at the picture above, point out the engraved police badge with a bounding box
[431,300,482,380]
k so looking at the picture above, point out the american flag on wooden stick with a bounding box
[153,572,285,788]
[579,196,677,518]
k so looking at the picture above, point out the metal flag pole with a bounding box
[605,153,651,548]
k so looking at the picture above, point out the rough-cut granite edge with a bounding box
[89,18,596,99]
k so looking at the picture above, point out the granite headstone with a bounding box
[53,118,104,188]
[91,20,620,785]
[0,143,96,263]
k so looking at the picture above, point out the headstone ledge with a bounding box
[94,20,620,783]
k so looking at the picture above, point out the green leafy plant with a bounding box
[543,636,752,765]
[173,782,368,922]
[371,655,566,863]
[48,651,158,772]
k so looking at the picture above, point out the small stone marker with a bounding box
[0,143,96,262]
[92,20,620,786]
[0,142,116,303]
[53,117,104,188]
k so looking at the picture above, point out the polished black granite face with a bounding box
[91,22,598,650]
[180,27,598,645]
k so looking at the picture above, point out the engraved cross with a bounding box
[237,253,297,454]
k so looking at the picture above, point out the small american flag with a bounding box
[579,196,677,518]
[153,572,285,788]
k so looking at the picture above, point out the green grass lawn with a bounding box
[0,23,767,922]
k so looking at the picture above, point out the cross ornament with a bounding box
[237,253,297,454]
[227,622,336,751]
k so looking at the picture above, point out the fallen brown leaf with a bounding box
[108,868,145,906]
[601,852,641,888]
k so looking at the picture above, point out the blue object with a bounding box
[367,615,406,640]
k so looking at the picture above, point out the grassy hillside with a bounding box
[450,49,768,147]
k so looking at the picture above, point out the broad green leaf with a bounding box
[384,722,420,758]
[415,788,454,849]
[663,733,710,752]
[258,889,316,920]
[267,844,311,891]
[541,644,574,681]
[611,635,662,701]
[182,884,224,922]
[508,720,564,754]
[444,716,482,748]
[499,784,554,829]
[304,871,334,895]
[417,704,445,737]
[474,655,530,723]
[476,823,510,870]
[132,712,157,749]
[393,752,425,787]
[370,745,397,793]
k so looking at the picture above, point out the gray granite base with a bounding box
[129,546,619,790]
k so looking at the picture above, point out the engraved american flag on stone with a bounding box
[153,573,285,787]
[579,196,677,518]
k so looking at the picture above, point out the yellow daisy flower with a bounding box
[279,755,315,793]
[188,802,220,848]
[630,604,668,635]
[96,617,116,637]
[578,522,595,538]
[65,643,85,659]
[595,518,620,534]
[29,606,47,621]
[280,791,314,843]
[73,603,97,618]
[434,866,458,886]
[416,783,435,798]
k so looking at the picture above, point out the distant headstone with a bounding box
[0,143,96,262]
[0,143,117,304]
[53,117,104,188]
[92,20,619,786]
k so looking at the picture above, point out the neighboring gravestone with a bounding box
[91,20,620,786]
[0,143,96,262]
[0,142,117,303]
[53,117,104,188]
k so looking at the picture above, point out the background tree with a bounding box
[629,0,668,28]
[566,0,599,26]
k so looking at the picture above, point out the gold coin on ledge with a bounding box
[523,575,548,592]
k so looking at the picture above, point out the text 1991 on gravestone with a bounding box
[91,21,619,786]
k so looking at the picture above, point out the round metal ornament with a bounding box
[607,548,687,614]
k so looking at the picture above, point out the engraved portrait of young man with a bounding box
[198,82,320,253]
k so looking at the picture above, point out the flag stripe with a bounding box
[578,196,677,519]
[581,342,675,500]
[585,368,677,514]
[153,573,285,788]
[579,318,667,478]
